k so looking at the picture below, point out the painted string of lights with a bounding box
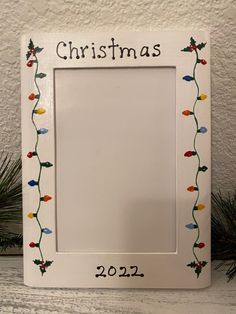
[181,37,208,278]
[26,39,53,275]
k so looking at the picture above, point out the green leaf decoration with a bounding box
[197,42,206,50]
[181,46,192,52]
[187,261,196,268]
[190,37,196,46]
[40,266,46,275]
[201,261,207,267]
[195,267,202,278]
[44,260,53,267]
[33,259,42,265]
[28,39,34,50]
[35,47,44,53]
[35,73,46,79]
[26,51,31,60]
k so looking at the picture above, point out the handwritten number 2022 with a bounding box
[95,265,144,278]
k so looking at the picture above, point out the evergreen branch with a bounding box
[0,154,22,250]
[212,191,236,281]
[0,234,23,251]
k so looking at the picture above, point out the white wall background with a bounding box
[0,0,235,193]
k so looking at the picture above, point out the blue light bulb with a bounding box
[198,127,208,134]
[183,75,194,81]
[42,228,52,234]
[37,128,48,135]
[185,223,198,229]
[28,180,38,187]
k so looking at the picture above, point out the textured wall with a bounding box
[0,0,235,193]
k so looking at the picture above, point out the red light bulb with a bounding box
[187,186,195,192]
[184,151,196,157]
[27,151,36,158]
[182,110,193,116]
[27,152,33,158]
[198,242,205,249]
[194,242,205,249]
[28,93,36,100]
[41,195,52,202]
[200,59,207,65]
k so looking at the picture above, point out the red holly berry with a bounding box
[27,60,33,67]
[200,59,207,65]
[190,44,197,50]
[29,242,36,248]
[196,262,202,268]
[30,48,36,55]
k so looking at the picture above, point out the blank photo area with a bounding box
[55,67,176,253]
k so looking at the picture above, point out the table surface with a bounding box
[0,256,235,314]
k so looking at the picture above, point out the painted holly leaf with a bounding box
[181,46,192,52]
[28,39,34,50]
[201,261,208,267]
[44,260,53,267]
[35,47,44,53]
[197,42,206,50]
[26,51,31,60]
[195,267,202,278]
[187,261,196,268]
[190,37,196,45]
[40,266,46,275]
[36,73,47,79]
[33,259,42,265]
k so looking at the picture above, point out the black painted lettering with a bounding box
[108,38,119,60]
[120,47,137,59]
[140,46,150,57]
[56,41,67,60]
[95,266,106,277]
[152,44,161,57]
[98,45,107,58]
[80,45,89,58]
[91,42,96,59]
[69,41,80,59]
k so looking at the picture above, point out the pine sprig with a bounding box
[0,154,22,250]
[0,234,22,251]
[212,191,236,281]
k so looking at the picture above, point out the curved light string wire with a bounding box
[192,48,201,264]
[31,53,44,262]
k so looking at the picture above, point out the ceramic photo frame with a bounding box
[21,31,210,288]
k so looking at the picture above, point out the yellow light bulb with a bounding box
[27,212,34,219]
[197,204,205,210]
[199,94,207,100]
[35,108,46,115]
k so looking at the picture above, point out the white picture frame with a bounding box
[21,31,211,288]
